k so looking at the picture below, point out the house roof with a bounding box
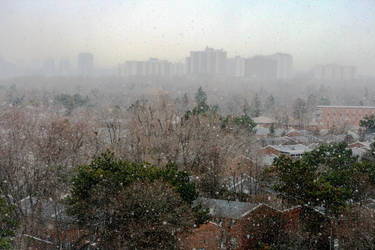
[20,196,73,223]
[197,198,304,220]
[349,141,371,150]
[196,198,259,219]
[317,105,375,109]
[264,144,311,155]
[253,116,275,124]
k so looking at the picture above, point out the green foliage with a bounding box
[55,93,90,115]
[195,86,207,107]
[269,123,275,135]
[67,151,208,249]
[267,143,375,217]
[221,114,256,133]
[265,94,275,112]
[250,94,261,117]
[360,115,375,131]
[319,96,331,106]
[0,187,18,249]
[184,87,217,119]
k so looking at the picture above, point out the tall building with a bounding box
[186,47,227,76]
[269,53,293,79]
[227,56,245,77]
[244,56,277,80]
[78,53,94,76]
[42,58,56,76]
[170,62,185,76]
[119,58,172,77]
[312,64,356,81]
[58,59,71,76]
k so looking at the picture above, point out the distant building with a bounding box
[186,47,227,76]
[245,56,277,80]
[58,59,71,76]
[119,58,173,77]
[269,53,293,80]
[170,62,185,76]
[253,116,275,128]
[262,144,312,159]
[316,105,375,129]
[312,64,356,81]
[42,58,56,76]
[78,52,94,76]
[227,56,245,77]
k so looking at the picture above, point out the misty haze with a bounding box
[0,1,375,249]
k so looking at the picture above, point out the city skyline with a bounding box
[0,0,374,75]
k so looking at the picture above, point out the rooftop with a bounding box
[266,144,312,155]
[196,198,259,219]
[253,116,275,124]
[317,105,375,109]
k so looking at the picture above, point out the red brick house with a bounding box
[262,144,311,159]
[179,222,224,249]
[182,198,305,249]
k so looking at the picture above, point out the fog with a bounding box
[2,1,375,249]
[0,0,374,75]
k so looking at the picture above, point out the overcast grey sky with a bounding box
[0,0,374,75]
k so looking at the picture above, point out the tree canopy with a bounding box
[360,114,375,131]
[266,143,375,217]
[66,151,208,249]
[0,187,18,249]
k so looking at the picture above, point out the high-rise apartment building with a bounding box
[119,58,173,77]
[78,53,94,76]
[269,53,293,79]
[312,64,356,81]
[244,56,277,80]
[186,47,227,76]
[227,56,245,77]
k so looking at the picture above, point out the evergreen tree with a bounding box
[360,115,375,132]
[266,143,375,216]
[265,94,275,112]
[0,187,18,249]
[251,94,261,117]
[67,151,209,249]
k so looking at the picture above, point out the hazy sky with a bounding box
[0,0,374,74]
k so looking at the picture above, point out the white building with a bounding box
[78,52,94,76]
[227,56,245,77]
[312,64,356,81]
[269,53,293,80]
[186,47,227,76]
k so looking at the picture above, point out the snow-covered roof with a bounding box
[267,144,312,156]
[196,198,260,219]
[317,105,375,109]
[253,116,275,124]
[349,141,371,150]
[255,126,269,136]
